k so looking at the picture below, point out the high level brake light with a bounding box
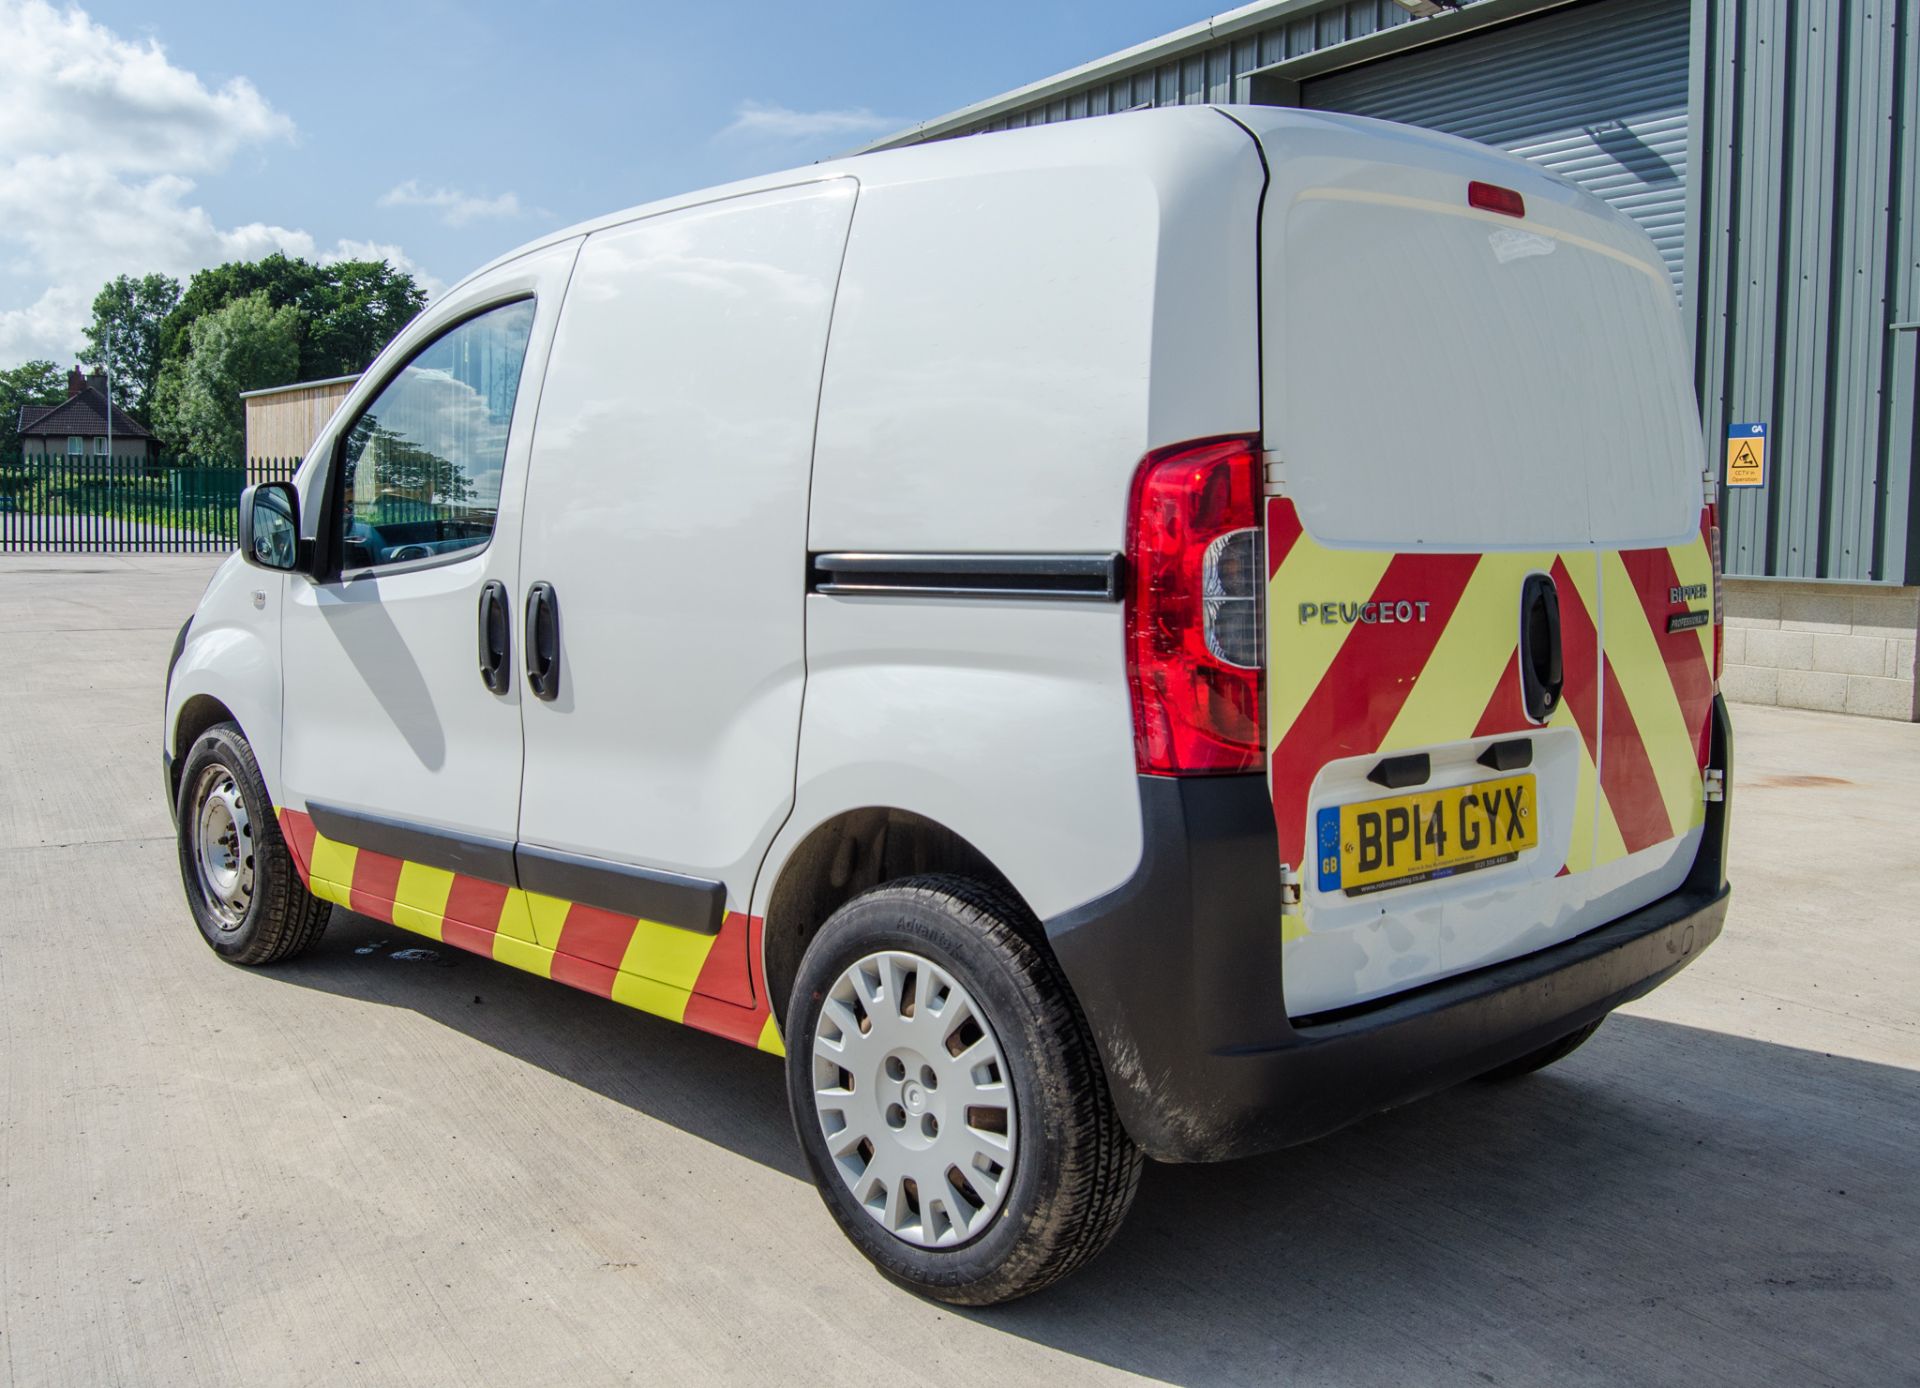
[1468,180,1526,218]
[1126,437,1264,775]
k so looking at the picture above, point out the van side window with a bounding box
[336,298,536,570]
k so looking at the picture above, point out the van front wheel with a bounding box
[785,874,1143,1305]
[175,722,330,966]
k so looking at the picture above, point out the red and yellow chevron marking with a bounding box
[276,808,784,1055]
[1595,509,1716,863]
[1265,497,1715,880]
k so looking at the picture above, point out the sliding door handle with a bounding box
[524,581,561,701]
[477,580,511,694]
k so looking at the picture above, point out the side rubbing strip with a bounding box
[305,801,518,883]
[811,552,1121,601]
[514,842,726,936]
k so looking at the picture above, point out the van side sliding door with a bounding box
[512,179,857,1038]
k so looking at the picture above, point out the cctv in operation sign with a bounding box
[1726,422,1766,487]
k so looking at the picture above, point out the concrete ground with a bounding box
[2,553,1915,1388]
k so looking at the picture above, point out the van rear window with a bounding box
[1273,192,1699,549]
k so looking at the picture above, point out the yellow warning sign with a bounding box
[1726,423,1766,487]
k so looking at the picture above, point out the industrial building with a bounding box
[867,0,1919,719]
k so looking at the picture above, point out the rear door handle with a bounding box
[524,581,561,701]
[1519,572,1564,723]
[477,580,511,694]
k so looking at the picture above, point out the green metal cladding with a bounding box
[1692,0,1917,583]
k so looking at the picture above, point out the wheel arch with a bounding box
[760,806,1053,1028]
[169,694,240,806]
[162,558,285,810]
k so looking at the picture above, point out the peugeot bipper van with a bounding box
[165,106,1732,1305]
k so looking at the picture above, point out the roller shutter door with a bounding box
[1304,0,1690,295]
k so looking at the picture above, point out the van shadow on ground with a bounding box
[277,909,1917,1387]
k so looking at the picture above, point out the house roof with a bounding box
[18,380,153,440]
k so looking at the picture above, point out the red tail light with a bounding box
[1468,180,1526,218]
[1705,503,1724,683]
[1126,437,1264,775]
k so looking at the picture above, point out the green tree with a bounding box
[304,260,427,379]
[156,253,425,385]
[150,293,301,461]
[0,359,65,457]
[82,273,183,422]
[154,253,324,372]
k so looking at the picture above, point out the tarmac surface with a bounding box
[3,553,1916,1386]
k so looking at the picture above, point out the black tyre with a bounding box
[1478,1018,1605,1081]
[175,722,330,966]
[785,873,1143,1306]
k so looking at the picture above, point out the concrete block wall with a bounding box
[1720,579,1920,720]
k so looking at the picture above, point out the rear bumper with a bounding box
[1044,696,1734,1164]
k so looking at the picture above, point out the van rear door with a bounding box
[1236,110,1714,1017]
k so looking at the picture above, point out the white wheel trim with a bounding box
[811,950,1018,1249]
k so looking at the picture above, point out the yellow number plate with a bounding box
[1315,774,1537,897]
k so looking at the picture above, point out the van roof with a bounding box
[450,104,1555,298]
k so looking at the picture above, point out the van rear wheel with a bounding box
[785,874,1143,1305]
[175,722,330,966]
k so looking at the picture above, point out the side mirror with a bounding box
[239,482,305,573]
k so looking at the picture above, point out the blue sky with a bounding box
[1,0,1214,365]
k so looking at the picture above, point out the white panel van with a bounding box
[165,107,1732,1305]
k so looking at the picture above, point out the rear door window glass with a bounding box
[1272,188,1699,549]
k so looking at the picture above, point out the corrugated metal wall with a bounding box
[971,1,1427,130]
[923,0,1919,585]
[1303,0,1690,293]
[1695,0,1919,583]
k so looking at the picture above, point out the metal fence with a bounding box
[0,455,298,554]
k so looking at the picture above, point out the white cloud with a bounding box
[378,180,524,228]
[718,100,895,142]
[0,0,292,172]
[0,1,430,364]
